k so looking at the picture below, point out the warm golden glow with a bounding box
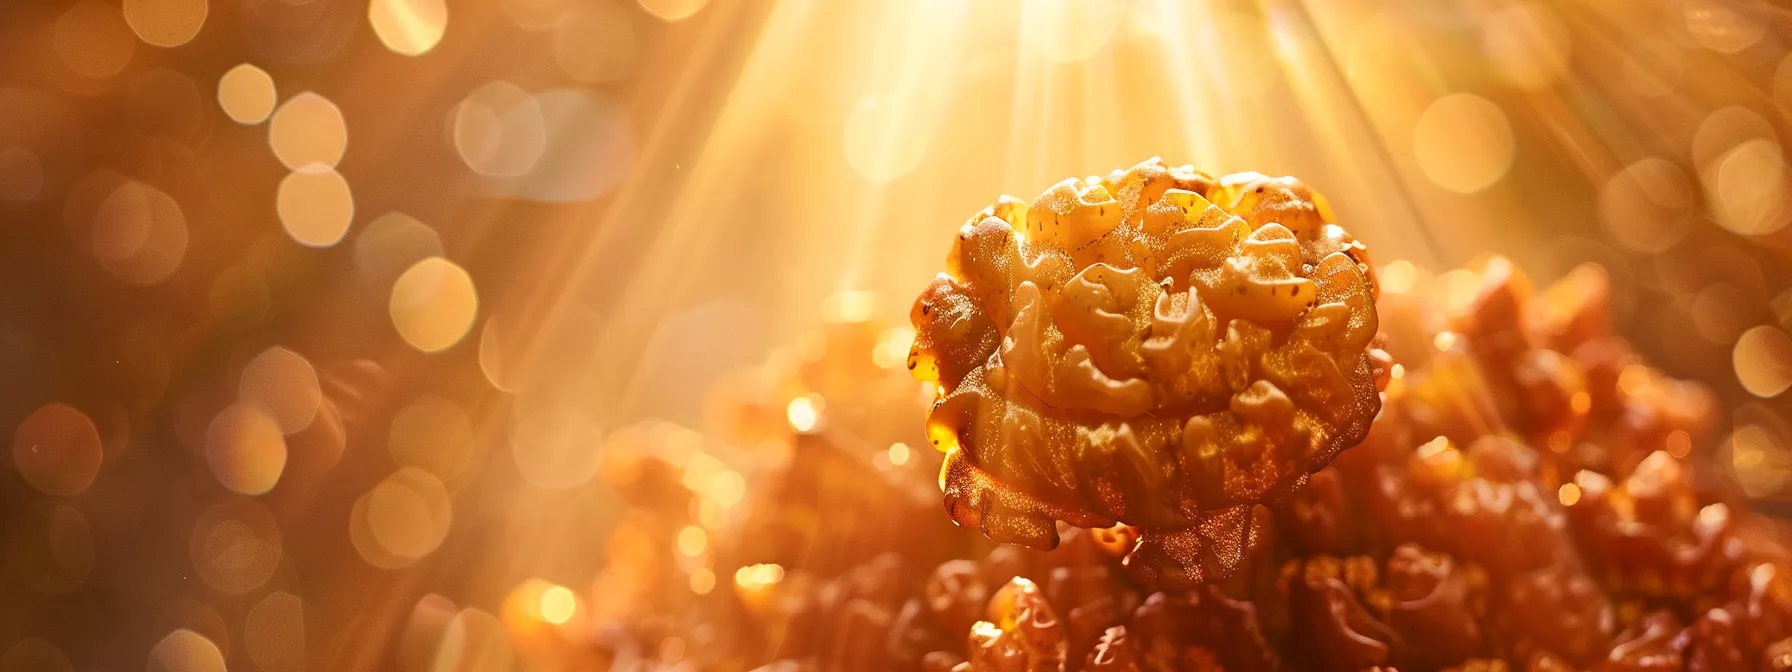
[872,327,916,369]
[509,405,603,489]
[709,470,745,506]
[675,525,707,556]
[1379,260,1416,295]
[13,0,1792,665]
[785,394,822,433]
[1433,332,1458,352]
[538,585,577,624]
[453,82,547,178]
[888,442,911,466]
[843,97,927,184]
[689,568,716,595]
[1020,0,1120,63]
[1557,482,1581,506]
[733,563,785,588]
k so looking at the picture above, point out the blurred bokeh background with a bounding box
[2,0,1792,669]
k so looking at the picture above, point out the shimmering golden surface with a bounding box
[909,158,1386,585]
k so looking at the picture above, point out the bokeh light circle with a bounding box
[355,214,443,310]
[452,82,546,178]
[503,0,573,29]
[389,257,478,353]
[353,467,453,565]
[244,592,305,672]
[843,97,927,184]
[1598,158,1694,253]
[369,0,448,56]
[123,0,208,48]
[276,167,355,247]
[204,404,288,494]
[55,2,136,79]
[189,497,282,594]
[1413,93,1515,194]
[510,404,603,490]
[1709,138,1790,236]
[0,639,72,672]
[147,629,226,672]
[218,64,277,125]
[637,0,710,22]
[91,180,189,285]
[1735,325,1792,397]
[269,92,347,171]
[12,403,103,497]
[239,346,322,434]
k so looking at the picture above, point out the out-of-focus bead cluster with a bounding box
[518,252,1792,672]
